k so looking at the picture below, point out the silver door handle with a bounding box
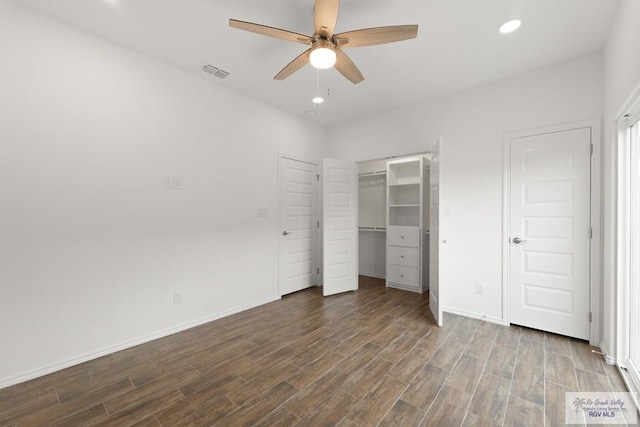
[512,237,525,244]
[282,231,293,236]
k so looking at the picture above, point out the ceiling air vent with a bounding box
[202,64,230,79]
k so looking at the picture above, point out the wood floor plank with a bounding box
[485,344,517,380]
[467,373,511,425]
[545,381,577,427]
[517,337,544,367]
[216,381,298,426]
[575,368,612,392]
[512,362,545,406]
[545,333,573,358]
[14,378,134,426]
[377,334,419,363]
[284,368,350,418]
[464,329,498,361]
[421,384,472,427]
[387,334,440,384]
[161,395,238,426]
[546,352,578,389]
[503,394,544,427]
[340,357,394,399]
[445,355,486,394]
[427,336,466,371]
[0,391,59,425]
[226,361,298,406]
[401,364,449,411]
[495,326,521,350]
[253,407,299,427]
[51,403,108,426]
[154,389,238,426]
[571,341,606,375]
[295,390,358,427]
[378,400,426,427]
[345,375,408,426]
[286,351,346,389]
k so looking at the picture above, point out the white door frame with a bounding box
[502,120,602,346]
[278,154,322,296]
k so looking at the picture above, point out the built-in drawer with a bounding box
[387,246,420,267]
[386,264,419,288]
[387,226,420,247]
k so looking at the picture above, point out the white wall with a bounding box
[602,0,640,360]
[0,0,326,387]
[328,53,603,323]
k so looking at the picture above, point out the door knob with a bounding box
[512,237,524,244]
[282,231,293,236]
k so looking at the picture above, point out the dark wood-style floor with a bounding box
[0,277,630,426]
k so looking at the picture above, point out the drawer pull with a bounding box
[400,255,404,258]
[400,274,404,278]
[401,236,405,239]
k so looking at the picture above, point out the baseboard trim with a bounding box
[442,306,506,326]
[0,295,281,389]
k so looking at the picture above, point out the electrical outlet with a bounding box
[475,283,486,295]
[173,291,182,304]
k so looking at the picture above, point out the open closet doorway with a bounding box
[357,148,443,326]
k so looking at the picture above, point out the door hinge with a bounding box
[589,312,592,322]
[590,228,593,239]
[317,221,320,228]
[317,267,320,274]
[316,174,320,182]
[590,144,594,155]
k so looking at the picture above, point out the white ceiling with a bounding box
[14,0,619,126]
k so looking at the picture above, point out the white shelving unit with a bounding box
[386,157,424,292]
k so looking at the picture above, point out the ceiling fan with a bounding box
[229,0,418,84]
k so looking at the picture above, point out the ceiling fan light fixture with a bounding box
[499,19,522,34]
[312,96,325,104]
[310,40,336,69]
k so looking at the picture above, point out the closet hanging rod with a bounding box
[358,226,387,232]
[358,170,387,177]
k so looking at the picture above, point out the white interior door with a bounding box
[627,118,640,390]
[322,158,358,296]
[509,127,591,340]
[429,139,443,326]
[279,157,319,296]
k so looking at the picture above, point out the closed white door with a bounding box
[509,127,591,340]
[278,157,319,296]
[322,158,358,296]
[429,139,443,326]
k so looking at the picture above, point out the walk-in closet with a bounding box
[358,155,431,293]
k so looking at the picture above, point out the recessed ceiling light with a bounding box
[305,110,317,115]
[499,19,522,34]
[312,97,324,104]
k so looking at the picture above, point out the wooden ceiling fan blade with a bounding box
[229,19,312,45]
[274,49,312,80]
[334,48,364,84]
[314,0,340,37]
[334,25,418,48]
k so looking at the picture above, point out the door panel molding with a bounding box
[502,120,602,345]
